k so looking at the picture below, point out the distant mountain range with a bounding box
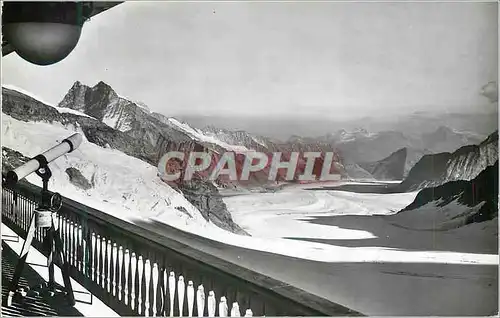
[3,81,498,230]
[319,126,485,177]
[4,81,496,188]
[175,110,497,142]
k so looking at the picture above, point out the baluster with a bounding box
[244,309,253,317]
[71,221,78,271]
[187,281,195,317]
[77,225,83,271]
[97,233,103,283]
[72,220,77,266]
[12,191,16,223]
[129,248,134,309]
[101,237,107,289]
[152,263,159,317]
[68,219,73,266]
[148,257,155,317]
[9,191,13,220]
[208,291,216,317]
[26,198,30,230]
[81,225,86,272]
[117,246,123,300]
[92,233,98,282]
[19,196,23,229]
[138,255,145,315]
[230,302,240,317]
[219,297,228,317]
[111,242,118,296]
[130,252,137,311]
[178,276,185,317]
[18,195,22,228]
[26,199,31,230]
[168,272,176,317]
[25,198,29,229]
[106,240,112,293]
[144,259,151,317]
[196,285,205,317]
[64,217,70,261]
[19,195,23,219]
[156,263,164,317]
[14,192,19,225]
[32,201,39,241]
[8,190,13,220]
[24,198,29,230]
[10,190,14,221]
[96,234,102,286]
[124,249,131,306]
[16,194,21,226]
[85,228,92,279]
[162,268,168,317]
[75,224,81,273]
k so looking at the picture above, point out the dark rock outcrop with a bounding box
[397,161,498,225]
[174,178,248,235]
[359,148,407,180]
[65,167,92,190]
[398,131,498,191]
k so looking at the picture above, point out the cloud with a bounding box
[480,81,498,103]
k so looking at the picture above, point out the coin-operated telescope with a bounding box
[3,133,83,307]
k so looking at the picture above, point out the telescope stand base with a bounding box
[7,213,75,307]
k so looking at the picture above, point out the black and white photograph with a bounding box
[1,1,498,316]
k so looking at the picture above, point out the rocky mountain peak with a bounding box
[71,80,83,88]
[93,80,112,90]
[358,147,408,180]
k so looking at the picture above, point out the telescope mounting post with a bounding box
[7,156,75,307]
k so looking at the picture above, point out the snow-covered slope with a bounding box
[167,117,249,152]
[2,114,210,228]
[202,125,270,151]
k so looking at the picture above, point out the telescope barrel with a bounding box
[5,133,83,185]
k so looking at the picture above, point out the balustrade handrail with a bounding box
[2,179,362,317]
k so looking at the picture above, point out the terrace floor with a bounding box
[1,241,82,316]
[1,224,119,317]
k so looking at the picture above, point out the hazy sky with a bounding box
[2,1,498,118]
